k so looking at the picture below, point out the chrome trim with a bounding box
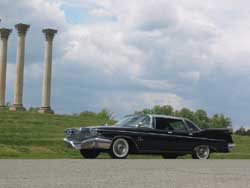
[99,129,224,142]
[228,143,236,151]
[64,137,112,150]
[81,137,112,149]
[148,114,154,129]
[63,138,81,149]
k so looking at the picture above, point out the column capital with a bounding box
[15,23,30,36]
[0,28,12,40]
[43,28,57,41]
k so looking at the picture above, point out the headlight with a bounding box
[65,129,73,136]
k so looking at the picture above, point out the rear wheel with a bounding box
[192,145,210,159]
[109,138,129,159]
[162,153,178,159]
[80,149,99,159]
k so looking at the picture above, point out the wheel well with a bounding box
[112,136,138,153]
[209,145,217,152]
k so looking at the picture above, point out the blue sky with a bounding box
[61,3,117,24]
[1,0,250,128]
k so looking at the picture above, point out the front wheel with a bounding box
[80,149,99,159]
[109,138,129,159]
[192,145,210,159]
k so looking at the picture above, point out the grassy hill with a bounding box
[0,111,250,159]
[0,111,115,158]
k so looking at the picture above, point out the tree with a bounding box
[235,126,247,136]
[79,109,115,122]
[247,129,250,136]
[194,109,209,129]
[134,105,231,129]
[97,109,114,121]
[161,105,174,116]
[135,108,151,115]
[209,114,232,128]
[175,108,194,121]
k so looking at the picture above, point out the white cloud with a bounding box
[96,91,191,119]
[179,71,200,81]
[2,0,250,127]
[89,8,113,17]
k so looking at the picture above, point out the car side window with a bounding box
[155,118,187,132]
[185,120,200,132]
[168,120,187,132]
[155,117,172,130]
[139,116,151,128]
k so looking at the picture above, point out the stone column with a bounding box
[0,28,12,109]
[38,29,57,114]
[10,23,30,111]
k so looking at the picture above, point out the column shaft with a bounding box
[41,40,53,107]
[10,23,29,111]
[39,28,57,114]
[0,38,8,107]
[13,35,25,105]
[0,28,12,109]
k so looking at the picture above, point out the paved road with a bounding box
[0,160,250,188]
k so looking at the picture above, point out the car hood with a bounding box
[82,125,138,131]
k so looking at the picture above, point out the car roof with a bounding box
[148,114,184,120]
[126,114,185,120]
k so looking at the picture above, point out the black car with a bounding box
[64,114,235,159]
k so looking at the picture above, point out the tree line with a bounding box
[235,127,250,136]
[135,105,232,129]
[28,105,233,129]
[21,104,250,133]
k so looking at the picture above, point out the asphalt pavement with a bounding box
[0,159,249,188]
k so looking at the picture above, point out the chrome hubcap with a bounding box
[196,145,210,159]
[113,139,129,158]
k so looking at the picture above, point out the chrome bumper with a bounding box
[64,138,82,149]
[228,143,236,152]
[64,137,112,150]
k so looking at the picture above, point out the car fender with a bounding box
[112,135,139,151]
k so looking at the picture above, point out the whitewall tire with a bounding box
[109,138,129,159]
[192,145,210,159]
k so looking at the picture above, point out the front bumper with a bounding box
[228,143,236,152]
[64,137,112,150]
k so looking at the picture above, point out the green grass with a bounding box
[0,111,114,159]
[0,111,249,159]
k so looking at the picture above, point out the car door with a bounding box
[153,117,192,152]
[167,119,193,151]
[135,127,160,151]
[133,115,160,151]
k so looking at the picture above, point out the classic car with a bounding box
[64,114,235,159]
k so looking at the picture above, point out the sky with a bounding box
[1,0,250,128]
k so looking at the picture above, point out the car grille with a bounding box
[65,128,91,141]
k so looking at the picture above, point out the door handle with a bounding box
[168,131,173,134]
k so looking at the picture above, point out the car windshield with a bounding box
[114,115,151,128]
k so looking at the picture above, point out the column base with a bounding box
[38,106,54,114]
[9,104,26,111]
[0,106,9,111]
